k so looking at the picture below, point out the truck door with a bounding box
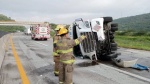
[91,18,105,41]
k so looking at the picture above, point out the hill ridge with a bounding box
[113,13,150,32]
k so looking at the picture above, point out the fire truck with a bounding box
[30,24,50,40]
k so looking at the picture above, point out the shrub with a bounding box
[146,32,150,36]
[50,30,55,37]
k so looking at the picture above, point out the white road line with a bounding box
[91,63,150,82]
[35,42,48,47]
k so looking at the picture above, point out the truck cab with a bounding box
[69,17,119,61]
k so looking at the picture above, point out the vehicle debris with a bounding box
[112,58,150,72]
[112,58,138,67]
[132,64,149,72]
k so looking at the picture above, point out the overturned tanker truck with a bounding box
[69,17,119,61]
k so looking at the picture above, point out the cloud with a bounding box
[0,0,150,24]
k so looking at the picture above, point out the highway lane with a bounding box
[99,48,150,79]
[23,33,150,79]
[116,48,150,78]
[0,33,150,84]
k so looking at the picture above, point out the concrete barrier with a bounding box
[0,31,9,38]
[0,34,10,69]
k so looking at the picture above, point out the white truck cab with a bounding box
[69,17,119,61]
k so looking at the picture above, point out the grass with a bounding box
[115,35,150,51]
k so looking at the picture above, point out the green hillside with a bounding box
[113,13,150,32]
[0,14,25,32]
[0,14,14,21]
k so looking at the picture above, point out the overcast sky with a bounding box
[0,0,150,24]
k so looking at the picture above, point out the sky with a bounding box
[0,0,150,24]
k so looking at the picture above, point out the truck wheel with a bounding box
[98,55,112,61]
[110,35,114,39]
[103,17,113,23]
[111,27,118,32]
[111,23,118,27]
[44,38,47,41]
[109,31,114,35]
[110,39,115,43]
[35,38,38,40]
[111,43,117,47]
[107,52,118,59]
[111,46,117,51]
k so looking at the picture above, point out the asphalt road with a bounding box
[0,33,150,84]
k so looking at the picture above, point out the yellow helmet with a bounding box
[58,27,68,35]
[55,25,66,31]
[55,27,60,30]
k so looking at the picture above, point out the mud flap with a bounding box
[65,64,74,84]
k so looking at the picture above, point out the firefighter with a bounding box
[53,27,61,76]
[56,27,86,84]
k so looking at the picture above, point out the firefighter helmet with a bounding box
[58,27,68,35]
[55,25,65,31]
[55,27,60,31]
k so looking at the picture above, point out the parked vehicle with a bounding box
[24,28,31,35]
[30,24,50,40]
[69,17,119,61]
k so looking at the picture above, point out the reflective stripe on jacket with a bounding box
[60,59,75,64]
[56,35,86,64]
[53,35,60,56]
[56,48,73,54]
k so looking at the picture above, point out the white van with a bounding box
[24,28,31,35]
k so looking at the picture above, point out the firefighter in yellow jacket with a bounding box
[53,27,61,76]
[56,28,86,84]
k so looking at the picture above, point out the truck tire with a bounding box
[110,39,115,43]
[110,35,114,39]
[111,27,118,32]
[109,31,114,35]
[103,17,113,23]
[111,46,117,51]
[111,43,117,47]
[107,52,118,59]
[111,23,118,27]
[44,38,47,41]
[35,38,38,40]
